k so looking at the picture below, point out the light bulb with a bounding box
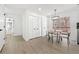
[38,8,42,11]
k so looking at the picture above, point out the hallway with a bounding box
[1,35,79,54]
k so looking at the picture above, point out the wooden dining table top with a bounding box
[48,30,71,35]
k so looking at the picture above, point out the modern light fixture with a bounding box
[38,8,42,11]
[3,13,6,16]
[52,9,59,20]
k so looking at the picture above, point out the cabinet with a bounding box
[28,15,41,39]
[23,12,47,41]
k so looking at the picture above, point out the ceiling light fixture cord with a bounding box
[54,9,56,16]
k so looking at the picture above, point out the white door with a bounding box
[29,15,41,39]
[0,17,5,50]
[32,16,41,38]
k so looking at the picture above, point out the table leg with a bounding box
[56,33,59,43]
[67,33,70,48]
[51,34,53,43]
[67,36,70,48]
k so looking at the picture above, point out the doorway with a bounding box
[6,18,14,35]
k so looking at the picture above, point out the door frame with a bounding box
[6,17,14,35]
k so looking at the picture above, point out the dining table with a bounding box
[48,30,71,47]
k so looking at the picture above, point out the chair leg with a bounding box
[67,33,70,48]
[56,33,58,43]
[51,34,53,43]
[56,33,60,43]
[58,36,60,44]
[61,36,62,41]
[59,36,61,43]
[67,37,70,47]
[48,34,50,42]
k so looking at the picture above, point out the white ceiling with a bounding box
[4,4,77,15]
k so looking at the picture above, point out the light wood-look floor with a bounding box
[1,35,79,54]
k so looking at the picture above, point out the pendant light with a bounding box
[52,9,59,20]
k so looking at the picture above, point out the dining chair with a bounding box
[60,32,71,47]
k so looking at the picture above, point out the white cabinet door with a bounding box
[29,15,41,39]
[32,16,41,38]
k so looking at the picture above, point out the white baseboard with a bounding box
[13,34,22,36]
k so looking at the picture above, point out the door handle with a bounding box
[0,29,2,31]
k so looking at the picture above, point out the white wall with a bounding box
[47,16,53,32]
[13,14,22,36]
[22,12,28,41]
[4,8,23,36]
[22,11,31,41]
